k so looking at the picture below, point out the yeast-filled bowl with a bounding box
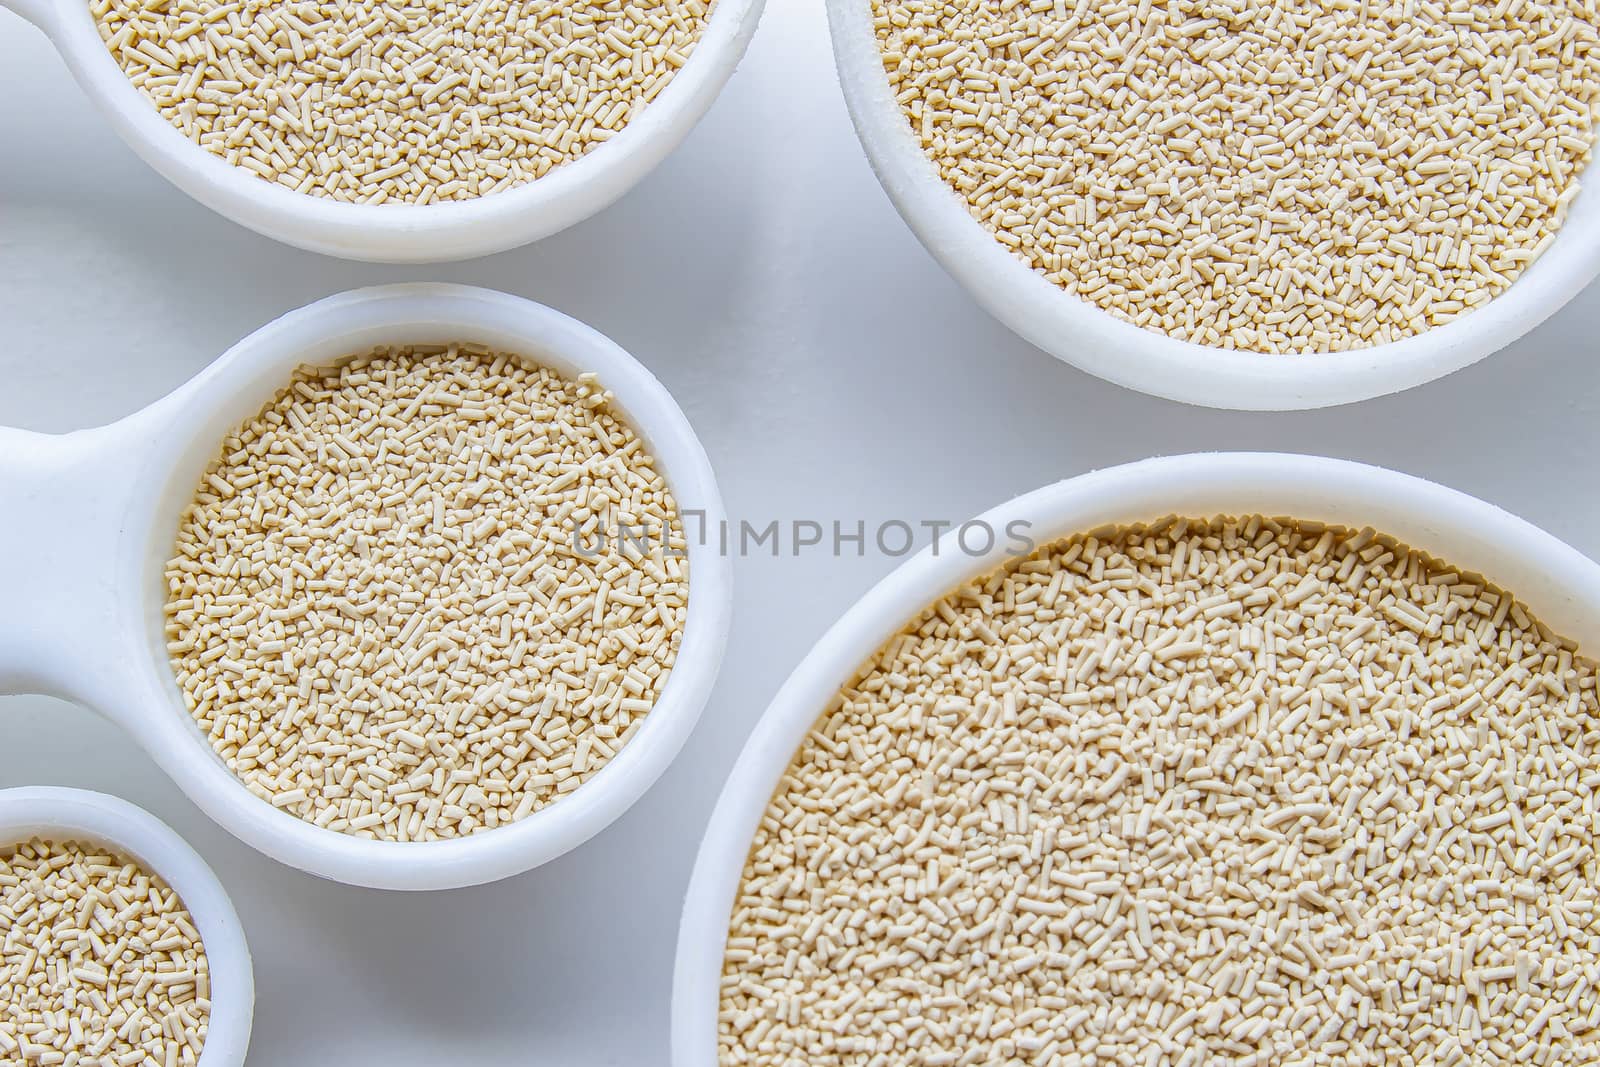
[826,0,1600,410]
[3,0,765,262]
[671,451,1600,1062]
[0,284,733,890]
[0,787,254,1066]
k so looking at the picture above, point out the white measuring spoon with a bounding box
[827,0,1600,408]
[0,283,732,890]
[672,452,1600,1062]
[2,0,765,262]
[0,786,253,1065]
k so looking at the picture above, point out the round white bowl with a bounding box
[0,787,253,1066]
[0,283,733,890]
[3,0,765,262]
[672,451,1600,1062]
[826,0,1600,410]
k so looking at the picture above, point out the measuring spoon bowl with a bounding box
[0,786,253,1066]
[827,0,1600,409]
[3,0,764,262]
[672,452,1600,1062]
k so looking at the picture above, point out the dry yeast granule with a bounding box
[722,516,1600,1066]
[164,345,687,841]
[876,0,1600,352]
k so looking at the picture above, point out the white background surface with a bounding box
[2,0,1599,1060]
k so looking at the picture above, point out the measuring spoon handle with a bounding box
[0,420,146,710]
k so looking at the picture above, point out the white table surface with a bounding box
[3,0,1599,1061]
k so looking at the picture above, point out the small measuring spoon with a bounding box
[1,0,765,262]
[0,786,253,1065]
[0,284,732,890]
